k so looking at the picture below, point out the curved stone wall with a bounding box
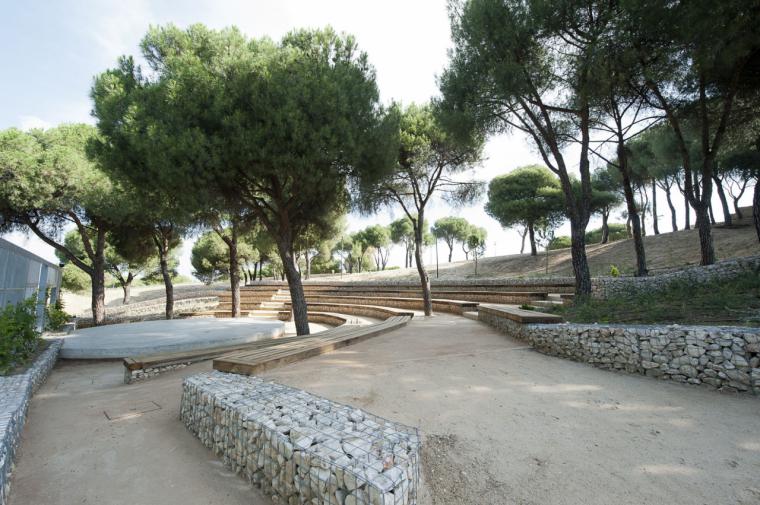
[479,313,760,395]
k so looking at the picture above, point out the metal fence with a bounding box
[0,237,62,329]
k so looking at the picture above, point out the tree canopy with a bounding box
[91,24,395,334]
[431,217,471,262]
[485,165,564,256]
[0,124,128,324]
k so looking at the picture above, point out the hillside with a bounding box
[319,207,760,281]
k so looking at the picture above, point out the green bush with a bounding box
[61,263,90,293]
[547,236,571,250]
[609,264,620,277]
[45,298,70,331]
[0,297,41,374]
[586,223,628,244]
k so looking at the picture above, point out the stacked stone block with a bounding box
[480,311,760,395]
[0,339,62,505]
[180,372,420,504]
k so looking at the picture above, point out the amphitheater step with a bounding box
[462,311,479,321]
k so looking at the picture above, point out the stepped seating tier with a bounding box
[278,294,478,314]
[288,289,548,304]
[283,301,415,320]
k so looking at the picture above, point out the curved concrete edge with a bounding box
[60,320,285,360]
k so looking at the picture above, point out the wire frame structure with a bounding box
[181,371,421,505]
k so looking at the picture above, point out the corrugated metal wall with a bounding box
[0,238,62,327]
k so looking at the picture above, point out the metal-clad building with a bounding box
[0,237,63,329]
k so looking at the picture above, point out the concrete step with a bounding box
[530,300,563,309]
[462,311,479,321]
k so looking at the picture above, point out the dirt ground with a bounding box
[9,360,270,505]
[317,211,760,281]
[11,315,760,505]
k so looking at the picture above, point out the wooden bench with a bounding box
[282,301,415,320]
[477,304,563,324]
[123,334,313,383]
[275,310,354,327]
[213,315,413,376]
[290,294,478,314]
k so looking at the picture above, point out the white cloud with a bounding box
[18,115,52,131]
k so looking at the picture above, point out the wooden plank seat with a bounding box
[282,301,415,320]
[122,334,318,383]
[477,303,563,324]
[280,294,478,314]
[213,315,413,376]
[275,310,354,327]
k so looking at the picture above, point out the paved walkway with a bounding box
[11,315,760,505]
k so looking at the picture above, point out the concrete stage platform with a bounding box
[58,318,285,359]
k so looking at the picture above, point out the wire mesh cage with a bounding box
[181,371,421,505]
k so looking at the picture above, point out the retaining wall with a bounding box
[181,371,420,505]
[0,339,62,505]
[479,312,760,395]
[592,255,760,298]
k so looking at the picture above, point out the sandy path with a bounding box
[10,314,760,505]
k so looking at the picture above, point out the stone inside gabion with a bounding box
[180,371,421,505]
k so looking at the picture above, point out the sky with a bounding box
[1,0,751,277]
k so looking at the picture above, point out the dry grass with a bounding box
[319,208,759,281]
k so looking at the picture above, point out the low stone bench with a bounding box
[181,372,420,505]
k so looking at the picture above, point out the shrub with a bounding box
[0,297,41,374]
[609,264,620,277]
[61,263,90,293]
[519,303,535,311]
[45,298,71,331]
[547,236,571,250]
[585,224,628,243]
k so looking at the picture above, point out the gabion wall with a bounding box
[0,339,62,505]
[180,372,420,504]
[480,312,760,395]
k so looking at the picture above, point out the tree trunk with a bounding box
[227,228,241,318]
[685,194,691,230]
[276,234,309,336]
[734,197,743,220]
[528,223,537,256]
[601,210,610,244]
[651,180,660,235]
[708,203,716,225]
[121,277,132,305]
[640,195,647,236]
[695,204,716,265]
[618,150,647,276]
[713,175,732,226]
[664,185,678,232]
[413,222,433,316]
[447,241,453,262]
[519,227,527,254]
[754,181,760,242]
[569,216,592,296]
[157,238,174,320]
